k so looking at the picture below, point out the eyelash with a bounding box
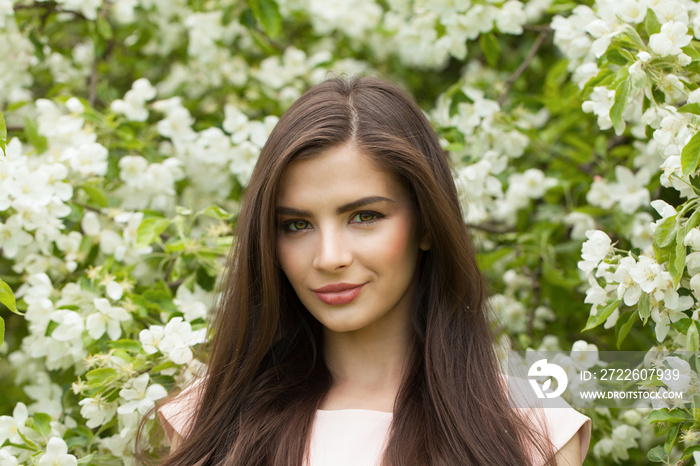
[280,211,385,233]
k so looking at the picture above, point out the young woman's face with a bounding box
[276,143,427,337]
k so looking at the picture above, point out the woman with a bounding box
[155,77,590,465]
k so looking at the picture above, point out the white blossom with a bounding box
[63,142,109,177]
[173,284,211,321]
[0,448,19,466]
[618,0,646,24]
[49,310,84,341]
[86,298,131,340]
[570,341,599,370]
[111,78,157,121]
[78,396,117,428]
[0,403,28,447]
[663,356,692,392]
[649,21,692,57]
[38,437,77,466]
[117,374,167,416]
[578,230,613,273]
[582,86,615,130]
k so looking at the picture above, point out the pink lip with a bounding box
[312,283,364,305]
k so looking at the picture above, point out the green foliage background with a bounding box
[2,0,700,464]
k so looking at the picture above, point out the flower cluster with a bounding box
[3,0,700,463]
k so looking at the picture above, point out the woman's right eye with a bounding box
[282,220,311,232]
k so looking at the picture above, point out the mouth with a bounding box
[312,283,365,305]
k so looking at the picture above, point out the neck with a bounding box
[320,319,413,412]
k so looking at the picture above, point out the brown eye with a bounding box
[283,220,311,231]
[352,212,379,223]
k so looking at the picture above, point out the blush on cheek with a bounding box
[370,222,416,263]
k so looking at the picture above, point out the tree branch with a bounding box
[527,265,543,337]
[14,1,86,20]
[498,30,550,106]
[523,24,552,33]
[88,6,112,107]
[466,222,516,234]
[88,58,99,107]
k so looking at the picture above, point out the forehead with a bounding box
[276,144,409,207]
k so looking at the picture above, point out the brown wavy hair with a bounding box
[150,76,555,465]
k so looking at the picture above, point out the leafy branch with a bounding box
[498,29,550,106]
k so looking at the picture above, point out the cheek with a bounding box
[367,218,419,267]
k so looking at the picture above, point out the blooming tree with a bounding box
[2,0,700,464]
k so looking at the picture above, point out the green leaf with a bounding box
[477,247,512,269]
[32,412,52,437]
[584,299,621,331]
[645,8,661,36]
[605,47,629,66]
[542,262,578,289]
[107,339,142,352]
[688,208,700,231]
[652,84,665,104]
[152,360,178,372]
[136,217,171,248]
[645,408,692,424]
[248,0,283,39]
[0,109,6,156]
[85,368,119,387]
[96,15,113,40]
[682,445,700,461]
[616,311,637,349]
[201,205,234,220]
[582,68,614,96]
[687,322,699,352]
[654,216,677,248]
[239,8,257,29]
[57,304,79,311]
[671,227,687,285]
[678,103,700,115]
[681,131,700,176]
[638,292,650,324]
[81,184,108,208]
[45,319,59,337]
[24,116,47,154]
[28,29,45,61]
[665,422,681,455]
[681,45,700,62]
[0,279,19,314]
[77,454,95,465]
[671,317,693,334]
[0,316,4,352]
[647,445,665,462]
[479,32,500,67]
[610,80,630,135]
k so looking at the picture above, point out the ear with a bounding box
[419,233,431,251]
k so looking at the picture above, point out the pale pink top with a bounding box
[159,382,591,465]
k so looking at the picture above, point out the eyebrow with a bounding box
[276,196,395,217]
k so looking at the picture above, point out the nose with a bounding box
[312,227,352,272]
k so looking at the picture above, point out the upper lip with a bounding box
[312,283,364,293]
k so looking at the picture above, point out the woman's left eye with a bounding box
[351,211,382,223]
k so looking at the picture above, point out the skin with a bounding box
[169,142,583,465]
[276,142,427,412]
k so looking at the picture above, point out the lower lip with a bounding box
[314,285,364,305]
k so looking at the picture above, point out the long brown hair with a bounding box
[155,76,554,465]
